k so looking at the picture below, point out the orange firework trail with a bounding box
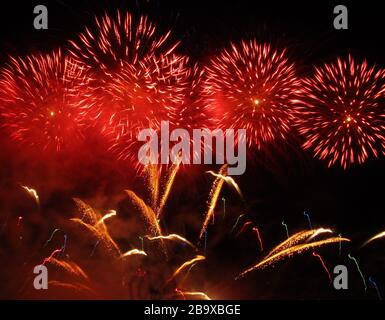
[295,55,385,169]
[71,199,121,256]
[121,249,147,258]
[158,161,181,217]
[21,186,39,205]
[47,258,89,282]
[168,255,205,283]
[252,227,264,252]
[312,252,332,283]
[175,291,211,300]
[199,165,228,239]
[147,164,160,211]
[96,210,116,226]
[206,170,244,200]
[361,230,385,247]
[145,234,197,250]
[267,228,331,258]
[125,190,162,237]
[236,235,350,279]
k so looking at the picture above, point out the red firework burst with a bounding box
[295,55,385,169]
[68,11,179,73]
[202,40,300,149]
[85,54,191,162]
[0,49,88,152]
[69,11,193,164]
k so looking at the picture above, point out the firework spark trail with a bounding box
[42,249,63,265]
[181,263,197,285]
[175,288,186,300]
[236,221,252,237]
[176,291,211,300]
[49,281,94,294]
[222,197,226,217]
[139,236,144,251]
[295,55,385,169]
[338,234,342,256]
[89,240,100,257]
[303,211,313,229]
[74,198,99,225]
[308,228,333,241]
[21,186,39,205]
[47,258,89,281]
[199,165,228,239]
[147,164,159,211]
[252,227,264,252]
[158,161,181,217]
[44,229,60,247]
[121,249,147,258]
[267,229,333,258]
[236,236,350,279]
[61,234,68,255]
[168,255,205,283]
[71,218,121,256]
[362,230,385,247]
[282,221,289,238]
[312,252,332,283]
[348,254,367,291]
[69,11,179,72]
[17,216,23,227]
[145,234,197,250]
[202,40,300,150]
[204,231,207,255]
[206,170,244,200]
[125,190,162,237]
[96,210,117,226]
[369,276,382,300]
[231,214,245,233]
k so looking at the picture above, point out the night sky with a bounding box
[0,0,385,300]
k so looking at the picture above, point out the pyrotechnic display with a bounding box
[0,0,384,306]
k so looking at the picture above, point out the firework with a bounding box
[231,213,245,233]
[168,255,205,283]
[303,211,313,229]
[295,55,385,169]
[69,11,178,73]
[369,276,382,300]
[121,249,148,258]
[69,11,192,164]
[235,221,252,237]
[44,229,61,247]
[206,170,244,200]
[282,221,289,238]
[96,210,117,226]
[21,186,40,205]
[125,190,162,236]
[71,199,121,256]
[348,253,367,291]
[199,164,228,239]
[361,230,385,247]
[47,258,89,281]
[145,234,197,250]
[0,50,88,152]
[252,227,264,252]
[202,39,300,149]
[236,233,350,279]
[312,252,332,283]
